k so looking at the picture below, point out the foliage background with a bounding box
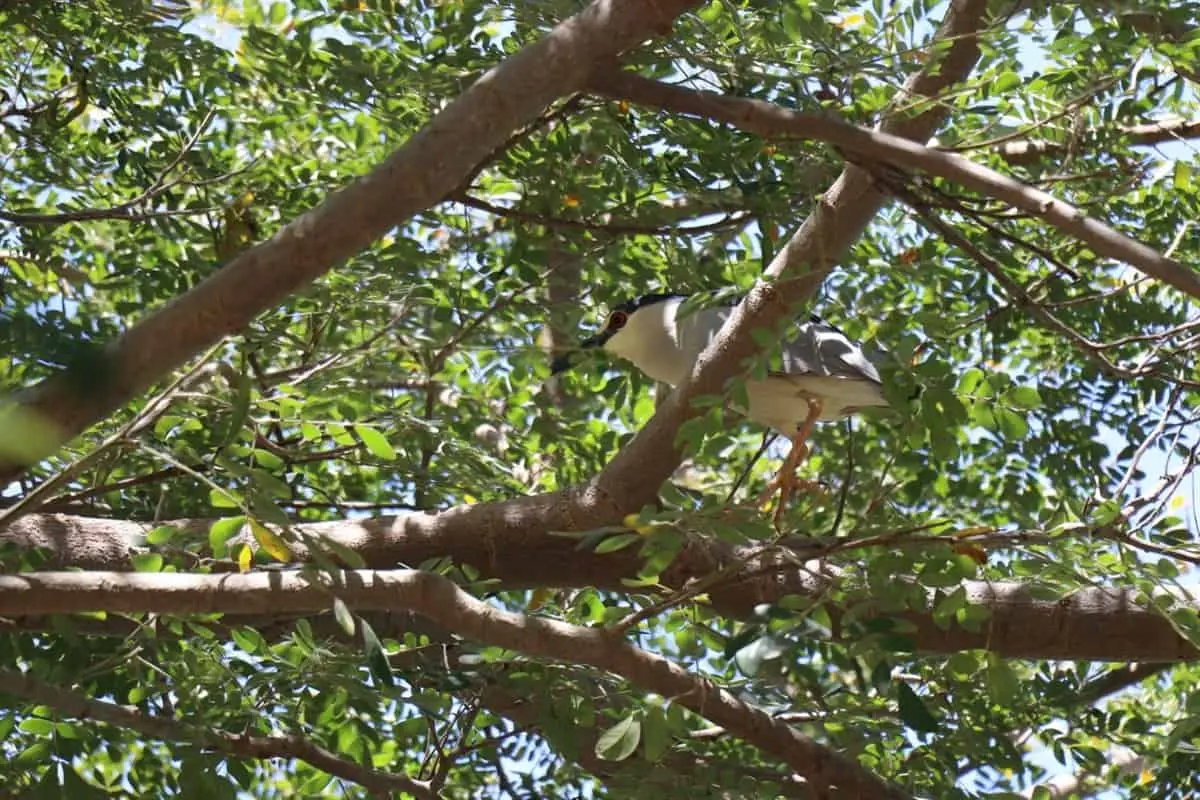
[1,0,1199,797]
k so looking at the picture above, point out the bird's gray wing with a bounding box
[775,316,883,384]
[673,296,881,384]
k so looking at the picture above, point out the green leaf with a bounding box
[357,426,397,460]
[946,651,980,679]
[232,626,264,654]
[332,596,356,636]
[18,718,56,736]
[209,487,241,509]
[996,408,1029,440]
[986,658,1020,704]
[1175,161,1193,191]
[642,705,669,762]
[145,525,177,546]
[595,714,641,761]
[131,553,164,572]
[734,635,784,677]
[896,683,939,733]
[250,468,292,500]
[594,533,641,554]
[1004,386,1042,410]
[956,366,985,395]
[992,70,1021,93]
[13,742,51,767]
[208,516,246,558]
[360,619,394,688]
[219,373,252,448]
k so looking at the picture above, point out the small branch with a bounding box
[884,179,1167,382]
[452,191,749,236]
[0,111,243,228]
[0,667,440,799]
[995,117,1200,166]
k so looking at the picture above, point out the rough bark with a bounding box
[3,513,1196,662]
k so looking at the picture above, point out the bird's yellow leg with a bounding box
[757,400,824,524]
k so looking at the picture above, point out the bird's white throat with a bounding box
[603,297,688,385]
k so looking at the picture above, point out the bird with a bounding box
[550,292,891,520]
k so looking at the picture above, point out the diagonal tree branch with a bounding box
[0,667,441,799]
[574,0,995,535]
[0,0,704,484]
[582,71,1200,302]
[0,568,911,799]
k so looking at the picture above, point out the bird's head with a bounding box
[550,292,683,375]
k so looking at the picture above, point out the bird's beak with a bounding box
[550,333,605,375]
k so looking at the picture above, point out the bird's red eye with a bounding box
[607,311,628,330]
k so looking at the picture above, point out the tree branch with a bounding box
[0,0,704,483]
[581,73,1200,302]
[7,511,1196,661]
[0,568,909,799]
[0,667,440,799]
[994,117,1200,165]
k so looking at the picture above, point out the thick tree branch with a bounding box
[582,73,1200,302]
[3,512,1197,661]
[0,0,703,483]
[0,569,909,799]
[0,667,440,799]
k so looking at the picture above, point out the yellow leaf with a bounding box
[1140,769,1153,784]
[529,587,553,611]
[237,543,253,573]
[836,12,864,28]
[953,542,989,565]
[951,525,994,539]
[1170,494,1186,512]
[249,519,291,562]
[622,513,656,535]
[461,494,477,505]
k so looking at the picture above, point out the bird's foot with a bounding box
[757,471,826,527]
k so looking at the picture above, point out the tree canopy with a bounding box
[2,0,1200,797]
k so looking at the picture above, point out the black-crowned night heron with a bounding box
[551,292,890,517]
